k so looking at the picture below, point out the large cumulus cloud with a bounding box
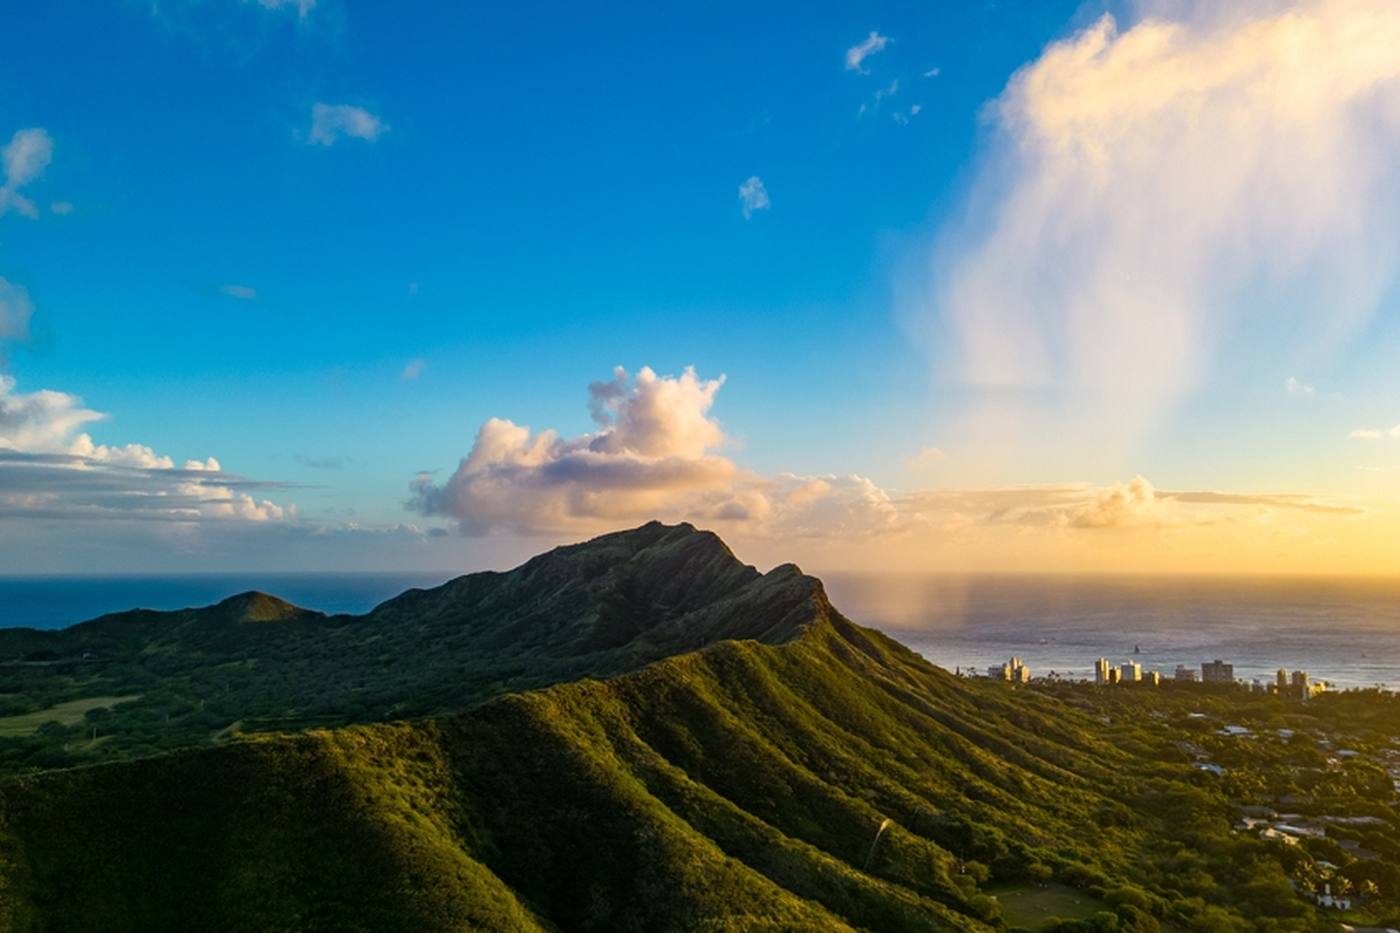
[409,366,902,538]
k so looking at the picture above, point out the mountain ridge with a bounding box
[0,522,1355,931]
[0,522,831,774]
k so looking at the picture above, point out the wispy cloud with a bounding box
[1285,376,1315,396]
[0,128,53,219]
[1349,425,1400,441]
[738,176,770,219]
[401,358,426,381]
[219,283,258,301]
[922,66,940,78]
[901,476,1365,530]
[905,445,947,471]
[929,2,1400,461]
[254,0,316,18]
[0,278,34,342]
[308,103,386,146]
[845,31,890,74]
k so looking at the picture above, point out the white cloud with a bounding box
[738,176,770,219]
[1348,424,1400,440]
[901,475,1363,530]
[0,128,53,219]
[409,366,901,538]
[49,201,73,215]
[404,368,1368,558]
[220,283,258,300]
[923,67,941,78]
[1064,475,1173,529]
[401,358,426,381]
[0,375,102,451]
[0,278,34,341]
[0,375,289,523]
[931,0,1400,457]
[1285,376,1315,396]
[845,31,891,73]
[308,103,386,146]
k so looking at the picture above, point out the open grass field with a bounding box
[988,882,1105,929]
[0,695,141,737]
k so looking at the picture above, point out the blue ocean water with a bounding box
[823,574,1400,691]
[0,573,451,630]
[2,572,1397,691]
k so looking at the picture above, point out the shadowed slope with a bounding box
[1,578,1157,932]
[0,523,816,773]
[0,526,1337,931]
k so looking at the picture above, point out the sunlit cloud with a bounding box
[408,366,900,538]
[905,445,947,471]
[403,368,1365,562]
[845,31,891,73]
[899,476,1364,530]
[1349,424,1400,440]
[0,374,290,523]
[308,103,386,146]
[927,0,1400,461]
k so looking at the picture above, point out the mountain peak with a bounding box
[212,591,315,624]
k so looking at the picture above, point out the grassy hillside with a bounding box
[0,567,1342,931]
[0,522,813,773]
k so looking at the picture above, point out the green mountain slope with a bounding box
[0,523,814,773]
[0,534,1335,931]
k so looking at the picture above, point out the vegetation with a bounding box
[0,696,140,738]
[0,522,1395,930]
[0,521,796,773]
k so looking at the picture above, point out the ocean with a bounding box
[823,574,1400,691]
[2,572,1397,690]
[0,573,451,630]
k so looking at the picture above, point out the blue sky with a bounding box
[3,0,1400,574]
